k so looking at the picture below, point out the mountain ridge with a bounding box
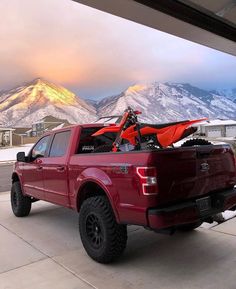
[210,88,236,103]
[0,78,97,127]
[0,79,236,127]
[97,82,236,123]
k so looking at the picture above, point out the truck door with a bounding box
[22,135,50,199]
[42,130,71,206]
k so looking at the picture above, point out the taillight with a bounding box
[136,167,158,195]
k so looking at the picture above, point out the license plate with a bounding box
[196,197,211,213]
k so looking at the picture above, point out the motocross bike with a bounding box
[92,107,208,152]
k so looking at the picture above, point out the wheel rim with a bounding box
[85,213,104,249]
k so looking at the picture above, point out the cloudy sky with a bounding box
[1,0,236,99]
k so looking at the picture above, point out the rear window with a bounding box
[77,127,116,154]
[49,130,71,157]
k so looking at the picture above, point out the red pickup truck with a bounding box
[11,124,236,263]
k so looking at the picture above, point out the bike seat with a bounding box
[140,120,188,129]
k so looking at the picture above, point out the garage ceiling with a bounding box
[182,0,236,26]
[73,0,236,56]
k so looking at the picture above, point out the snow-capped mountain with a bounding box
[0,80,235,127]
[211,88,236,103]
[97,82,236,123]
[0,78,97,127]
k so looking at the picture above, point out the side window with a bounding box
[77,128,115,154]
[49,131,71,157]
[31,135,50,159]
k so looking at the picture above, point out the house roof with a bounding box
[13,127,30,135]
[44,122,71,132]
[33,115,71,124]
[51,123,67,130]
[0,127,15,131]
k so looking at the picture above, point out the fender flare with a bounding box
[11,171,26,194]
[74,168,120,222]
[11,171,21,184]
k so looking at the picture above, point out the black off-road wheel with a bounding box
[181,138,212,147]
[178,221,202,232]
[11,181,31,217]
[79,196,127,263]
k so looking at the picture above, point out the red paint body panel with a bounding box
[42,156,69,206]
[22,160,44,199]
[14,124,236,230]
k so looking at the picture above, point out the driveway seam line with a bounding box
[0,257,47,275]
[0,223,97,288]
[210,229,236,237]
[51,258,98,289]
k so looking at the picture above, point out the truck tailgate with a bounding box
[153,144,236,205]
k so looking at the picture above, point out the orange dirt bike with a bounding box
[92,107,208,152]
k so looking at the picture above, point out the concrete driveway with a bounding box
[0,165,12,192]
[0,191,236,289]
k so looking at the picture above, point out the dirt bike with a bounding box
[92,107,209,152]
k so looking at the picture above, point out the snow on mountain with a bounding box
[1,79,235,127]
[83,98,99,108]
[211,88,236,103]
[97,82,236,123]
[0,78,97,127]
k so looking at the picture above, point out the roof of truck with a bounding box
[81,123,105,128]
[44,123,107,134]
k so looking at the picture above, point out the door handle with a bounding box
[56,166,65,172]
[37,166,43,171]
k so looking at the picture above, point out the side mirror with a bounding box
[17,152,26,162]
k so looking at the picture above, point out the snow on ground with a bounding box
[0,144,34,162]
[222,210,236,220]
[201,210,236,229]
[216,137,235,141]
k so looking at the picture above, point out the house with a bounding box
[0,127,14,147]
[200,120,236,138]
[13,127,31,137]
[31,116,71,137]
[12,127,35,146]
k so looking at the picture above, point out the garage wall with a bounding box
[226,126,236,137]
[205,126,224,138]
[12,134,22,146]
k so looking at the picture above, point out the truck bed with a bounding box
[69,143,236,226]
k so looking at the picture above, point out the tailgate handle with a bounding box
[197,151,210,158]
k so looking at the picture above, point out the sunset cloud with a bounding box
[0,0,236,99]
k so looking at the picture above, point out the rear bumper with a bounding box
[148,187,236,230]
